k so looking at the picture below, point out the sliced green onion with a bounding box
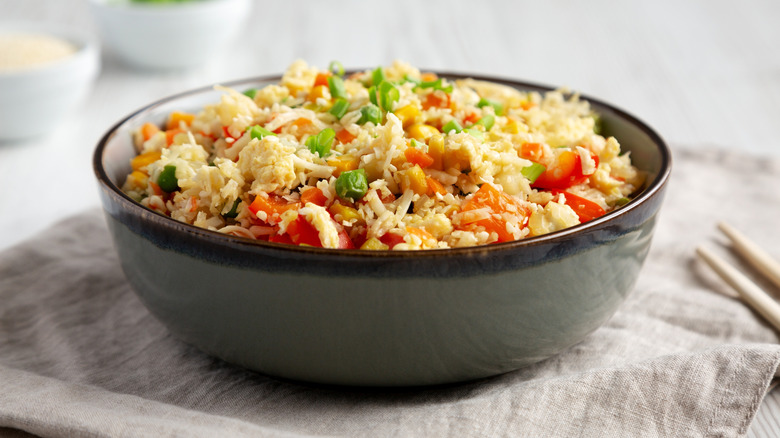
[410,138,426,149]
[223,198,241,218]
[305,128,336,157]
[357,104,381,125]
[371,67,386,86]
[328,60,345,77]
[367,85,378,106]
[328,75,347,99]
[403,74,421,86]
[441,119,463,134]
[157,165,179,193]
[335,168,368,201]
[465,128,484,141]
[474,114,495,130]
[520,163,546,184]
[615,197,631,207]
[477,97,504,116]
[419,78,453,93]
[247,125,276,140]
[242,88,258,99]
[329,98,350,119]
[378,81,399,112]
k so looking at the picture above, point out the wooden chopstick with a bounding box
[718,222,780,291]
[696,246,780,332]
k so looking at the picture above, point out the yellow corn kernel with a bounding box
[307,84,331,103]
[399,164,428,195]
[427,134,445,170]
[126,170,148,190]
[406,123,439,142]
[330,203,363,223]
[326,154,360,176]
[503,117,520,134]
[394,104,421,128]
[444,148,471,172]
[130,150,162,172]
[361,237,389,250]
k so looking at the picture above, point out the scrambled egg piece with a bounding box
[238,136,297,194]
[528,198,580,236]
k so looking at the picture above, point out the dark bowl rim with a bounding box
[93,70,672,259]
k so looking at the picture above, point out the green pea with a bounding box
[335,169,368,201]
[157,165,179,193]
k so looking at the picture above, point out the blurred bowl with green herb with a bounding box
[88,0,250,70]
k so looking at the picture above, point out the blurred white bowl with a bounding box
[0,22,100,141]
[88,0,251,70]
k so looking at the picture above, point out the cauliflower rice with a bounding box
[122,60,644,250]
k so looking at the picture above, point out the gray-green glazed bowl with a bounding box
[94,73,671,386]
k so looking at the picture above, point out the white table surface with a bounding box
[1,0,779,435]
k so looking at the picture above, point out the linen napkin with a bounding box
[2,147,780,438]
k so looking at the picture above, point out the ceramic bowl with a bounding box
[0,22,99,141]
[88,0,250,70]
[93,73,672,386]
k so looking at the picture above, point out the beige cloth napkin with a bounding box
[1,147,780,437]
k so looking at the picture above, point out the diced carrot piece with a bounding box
[404,146,434,168]
[463,112,480,125]
[335,128,356,144]
[249,195,299,223]
[166,111,195,130]
[313,72,332,87]
[165,129,183,146]
[289,117,317,137]
[300,187,329,207]
[420,72,438,82]
[141,123,161,141]
[406,226,435,242]
[422,91,450,110]
[520,101,535,110]
[459,184,528,243]
[426,176,446,196]
[149,182,164,197]
[520,142,544,162]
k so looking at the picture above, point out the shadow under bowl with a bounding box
[94,73,672,386]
